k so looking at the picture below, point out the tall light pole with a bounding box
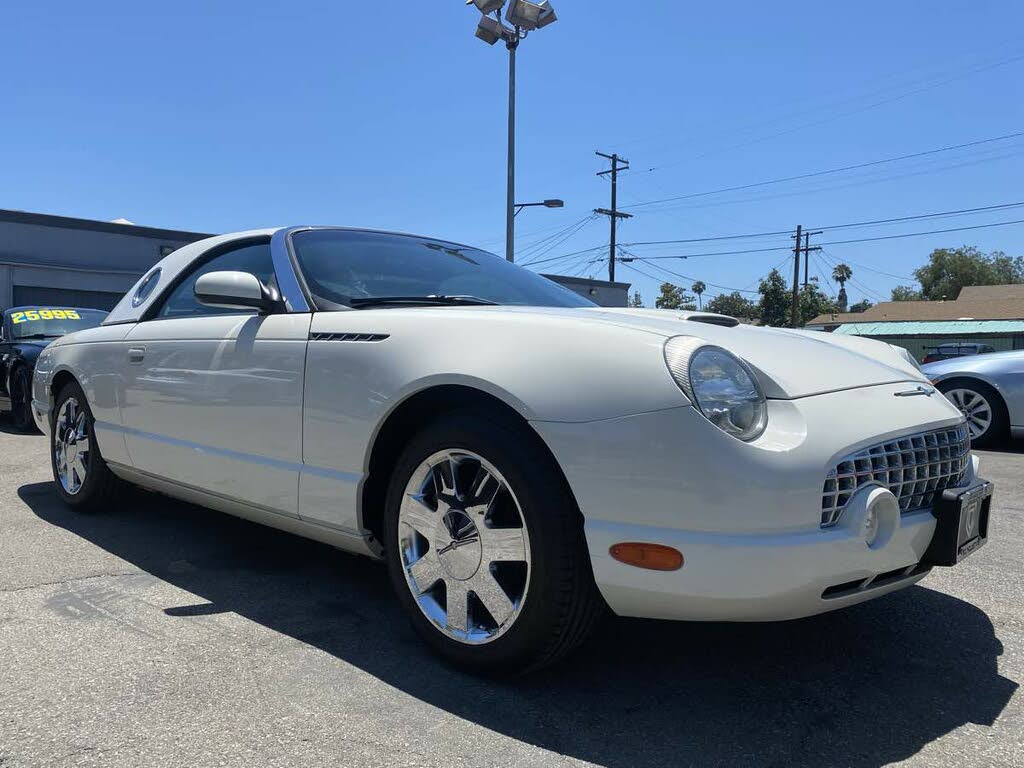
[466,0,558,262]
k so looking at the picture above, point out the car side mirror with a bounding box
[194,271,284,314]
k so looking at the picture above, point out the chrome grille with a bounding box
[821,424,970,527]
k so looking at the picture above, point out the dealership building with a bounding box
[0,209,628,311]
[0,209,207,311]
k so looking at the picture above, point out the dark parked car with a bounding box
[922,343,996,364]
[0,306,107,431]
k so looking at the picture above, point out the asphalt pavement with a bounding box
[1,422,1022,767]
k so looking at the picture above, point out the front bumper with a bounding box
[533,381,977,622]
[31,398,50,437]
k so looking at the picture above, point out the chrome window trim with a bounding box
[271,227,312,313]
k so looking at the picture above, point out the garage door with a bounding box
[12,286,125,311]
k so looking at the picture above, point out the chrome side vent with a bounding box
[310,333,390,342]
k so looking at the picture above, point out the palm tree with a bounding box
[692,281,706,310]
[831,263,852,291]
[832,264,852,312]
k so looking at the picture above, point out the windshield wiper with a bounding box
[348,295,499,308]
[14,333,62,340]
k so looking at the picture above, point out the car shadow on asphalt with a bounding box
[19,481,1018,768]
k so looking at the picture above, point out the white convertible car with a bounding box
[32,226,993,672]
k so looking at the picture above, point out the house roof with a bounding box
[833,320,1024,336]
[957,284,1024,301]
[808,284,1024,326]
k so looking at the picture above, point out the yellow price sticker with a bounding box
[10,308,80,324]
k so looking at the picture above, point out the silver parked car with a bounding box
[923,350,1024,447]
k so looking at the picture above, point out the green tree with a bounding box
[628,290,644,308]
[913,246,1024,300]
[655,282,697,310]
[849,299,873,313]
[891,285,924,301]
[799,278,839,325]
[705,291,759,319]
[758,269,791,327]
[691,280,706,310]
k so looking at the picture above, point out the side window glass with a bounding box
[153,242,276,319]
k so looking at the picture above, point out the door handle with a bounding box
[127,347,146,364]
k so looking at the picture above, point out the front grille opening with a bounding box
[821,424,970,528]
[821,563,930,599]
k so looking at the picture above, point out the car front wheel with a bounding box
[383,410,604,674]
[9,366,37,432]
[51,381,124,510]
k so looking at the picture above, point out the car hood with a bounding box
[464,306,927,399]
[10,339,52,353]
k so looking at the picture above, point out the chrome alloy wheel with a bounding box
[946,388,993,440]
[55,397,90,495]
[398,449,531,645]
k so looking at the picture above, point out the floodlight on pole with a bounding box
[474,15,505,45]
[506,0,555,31]
[466,0,505,14]
[465,0,558,262]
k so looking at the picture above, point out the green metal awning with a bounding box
[834,320,1024,336]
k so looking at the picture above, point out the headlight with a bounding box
[664,336,768,442]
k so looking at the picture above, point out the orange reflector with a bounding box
[609,542,683,571]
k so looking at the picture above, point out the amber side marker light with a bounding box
[609,543,684,571]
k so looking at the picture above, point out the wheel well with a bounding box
[50,370,78,406]
[360,385,569,551]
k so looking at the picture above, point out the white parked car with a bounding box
[32,227,994,673]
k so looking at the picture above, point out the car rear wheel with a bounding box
[9,367,37,433]
[51,381,125,510]
[383,409,604,675]
[938,379,1008,449]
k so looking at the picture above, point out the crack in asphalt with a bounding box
[0,570,141,595]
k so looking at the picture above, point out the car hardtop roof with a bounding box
[286,225,490,255]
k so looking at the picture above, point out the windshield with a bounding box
[290,229,595,309]
[7,307,107,340]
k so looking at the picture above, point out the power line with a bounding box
[516,214,596,259]
[629,146,1024,215]
[617,206,1024,251]
[518,215,598,265]
[522,243,610,268]
[624,216,1024,261]
[621,130,1024,210]
[628,255,760,294]
[608,37,1024,155]
[639,53,1024,174]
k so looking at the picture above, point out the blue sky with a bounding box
[2,1,1023,307]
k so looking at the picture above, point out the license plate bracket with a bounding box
[922,481,992,567]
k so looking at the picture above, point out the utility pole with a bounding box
[801,230,823,287]
[595,151,633,283]
[791,224,802,328]
[791,226,823,326]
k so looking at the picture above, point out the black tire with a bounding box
[383,409,605,675]
[9,366,37,433]
[938,378,1009,449]
[51,380,125,511]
